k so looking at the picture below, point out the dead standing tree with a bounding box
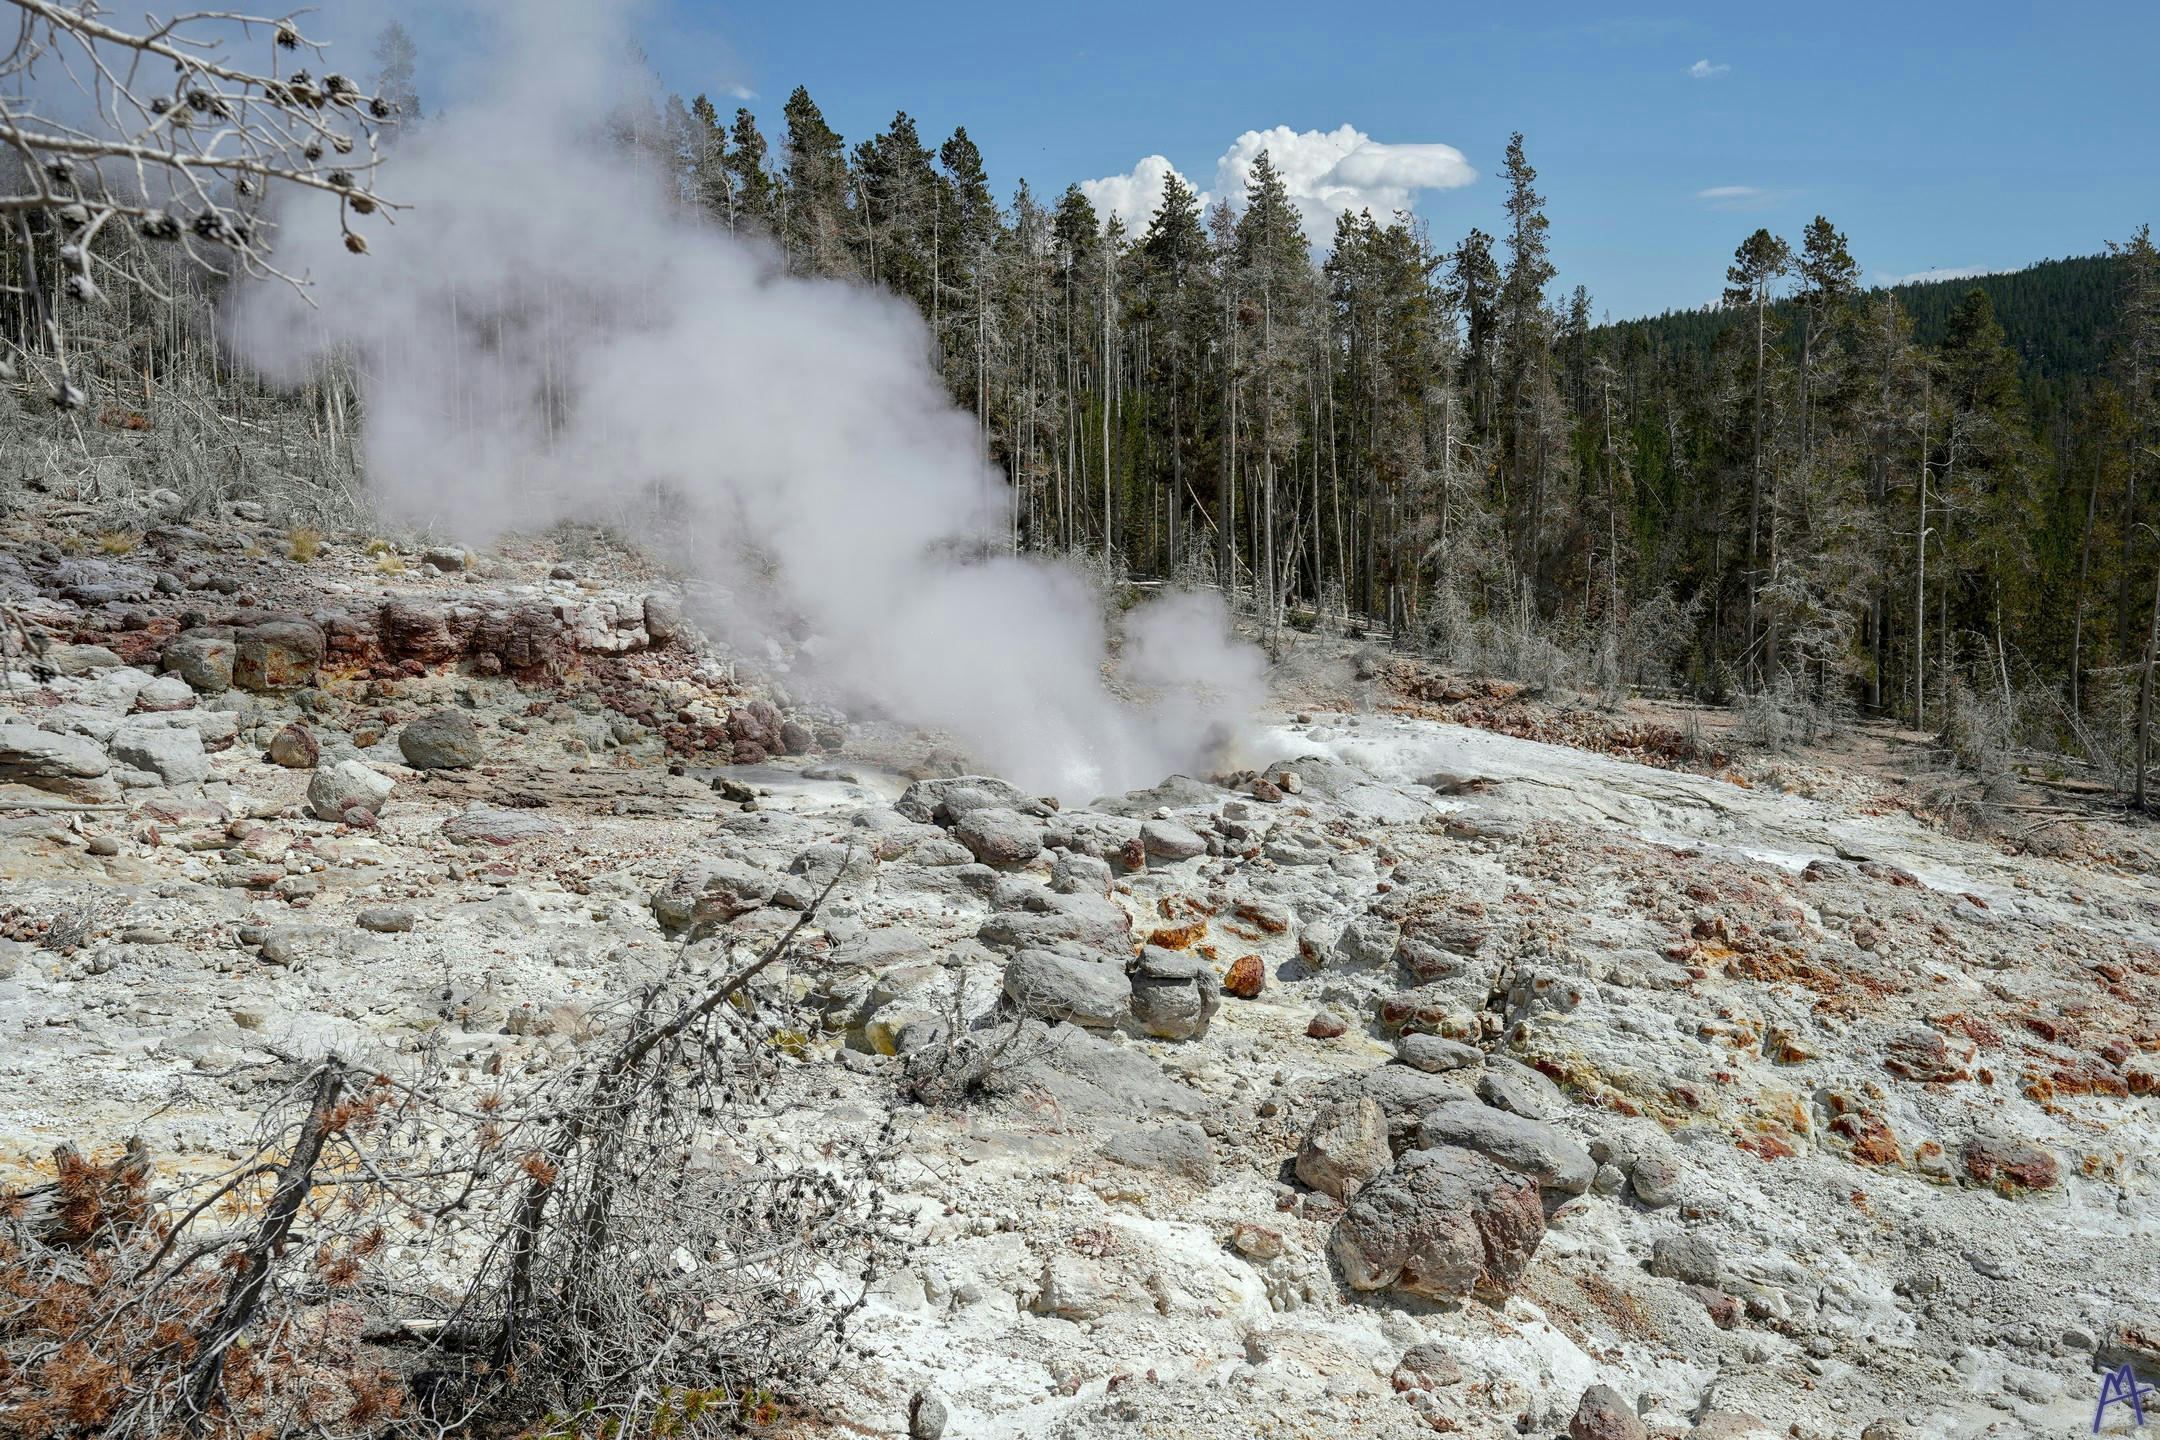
[1,1,395,405]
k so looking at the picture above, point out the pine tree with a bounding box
[686,95,734,227]
[725,108,776,233]
[1724,227,1793,680]
[1498,134,1558,596]
[781,87,851,277]
[371,21,422,128]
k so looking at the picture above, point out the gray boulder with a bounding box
[398,709,483,770]
[1050,851,1113,895]
[1330,1145,1545,1301]
[1139,818,1207,860]
[1101,1120,1216,1184]
[1417,1100,1595,1193]
[0,722,115,800]
[895,775,1033,824]
[109,724,209,786]
[952,806,1044,866]
[1397,1033,1483,1073]
[1477,1057,1566,1120]
[307,760,394,821]
[1127,946,1219,1039]
[132,673,197,712]
[1333,911,1403,967]
[650,858,775,934]
[232,619,323,692]
[977,889,1131,954]
[1003,948,1131,1028]
[1296,1096,1391,1199]
[1648,1233,1723,1287]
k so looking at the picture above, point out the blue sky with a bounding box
[392,0,2158,320]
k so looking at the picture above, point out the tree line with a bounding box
[636,86,2160,768]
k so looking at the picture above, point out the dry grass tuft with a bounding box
[93,530,137,555]
[287,527,323,563]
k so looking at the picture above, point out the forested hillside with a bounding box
[7,50,2159,783]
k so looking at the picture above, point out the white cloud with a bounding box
[1696,185,1762,199]
[1079,155,1192,238]
[1870,264,2004,288]
[1688,59,1730,79]
[721,82,756,101]
[1081,125,1476,249]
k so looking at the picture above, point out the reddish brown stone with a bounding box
[1223,954,1265,999]
[1962,1136,2059,1194]
[380,600,460,664]
[1306,1010,1348,1039]
[1686,1285,1743,1328]
[1883,1026,1974,1083]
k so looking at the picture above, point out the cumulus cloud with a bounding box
[1082,125,1474,249]
[1688,59,1730,78]
[1079,154,1191,237]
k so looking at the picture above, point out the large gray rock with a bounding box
[1478,1057,1566,1120]
[232,619,324,692]
[1333,911,1404,967]
[1296,1097,1391,1199]
[1101,1120,1216,1184]
[131,673,197,712]
[398,709,483,770]
[1139,818,1207,861]
[306,760,394,821]
[952,806,1044,866]
[109,723,209,786]
[1417,1100,1595,1194]
[1003,948,1131,1028]
[0,722,115,800]
[1330,1145,1546,1301]
[894,775,1033,824]
[443,807,565,845]
[1648,1233,1723,1287]
[1050,851,1113,895]
[1127,946,1219,1040]
[977,889,1131,954]
[1320,1065,1478,1151]
[1397,1033,1483,1073]
[650,858,775,934]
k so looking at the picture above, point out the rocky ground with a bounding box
[1,501,2156,1440]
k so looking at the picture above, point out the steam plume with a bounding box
[233,0,1264,798]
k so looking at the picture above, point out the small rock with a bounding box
[443,807,565,845]
[778,719,814,755]
[1961,1134,2060,1194]
[1139,818,1207,861]
[908,1389,948,1440]
[232,619,324,693]
[1306,1009,1348,1039]
[1417,1100,1595,1193]
[1649,1233,1723,1287]
[1222,953,1265,999]
[1568,1384,1648,1440]
[1330,1145,1544,1301]
[306,759,394,822]
[1128,946,1220,1039]
[421,546,469,572]
[1002,948,1131,1028]
[1629,1149,1682,1207]
[356,906,415,933]
[398,709,483,770]
[1686,1284,1743,1328]
[86,835,121,857]
[109,724,210,786]
[952,806,1043,866]
[1477,1058,1565,1119]
[1394,1342,1462,1387]
[1296,1097,1391,1199]
[1397,1033,1482,1073]
[1249,777,1283,803]
[266,724,320,769]
[132,674,197,712]
[1232,1222,1285,1260]
[1101,1121,1216,1184]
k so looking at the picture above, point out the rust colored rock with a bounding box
[232,619,324,692]
[778,718,814,755]
[728,700,783,755]
[380,599,460,664]
[1307,1009,1348,1039]
[1686,1284,1744,1328]
[1223,954,1265,999]
[266,723,320,769]
[1962,1135,2059,1194]
[1249,776,1283,803]
[1568,1384,1648,1440]
[1884,1026,1975,1083]
[1116,836,1148,871]
[467,604,567,676]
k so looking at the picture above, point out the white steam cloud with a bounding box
[1081,125,1475,248]
[232,0,1263,800]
